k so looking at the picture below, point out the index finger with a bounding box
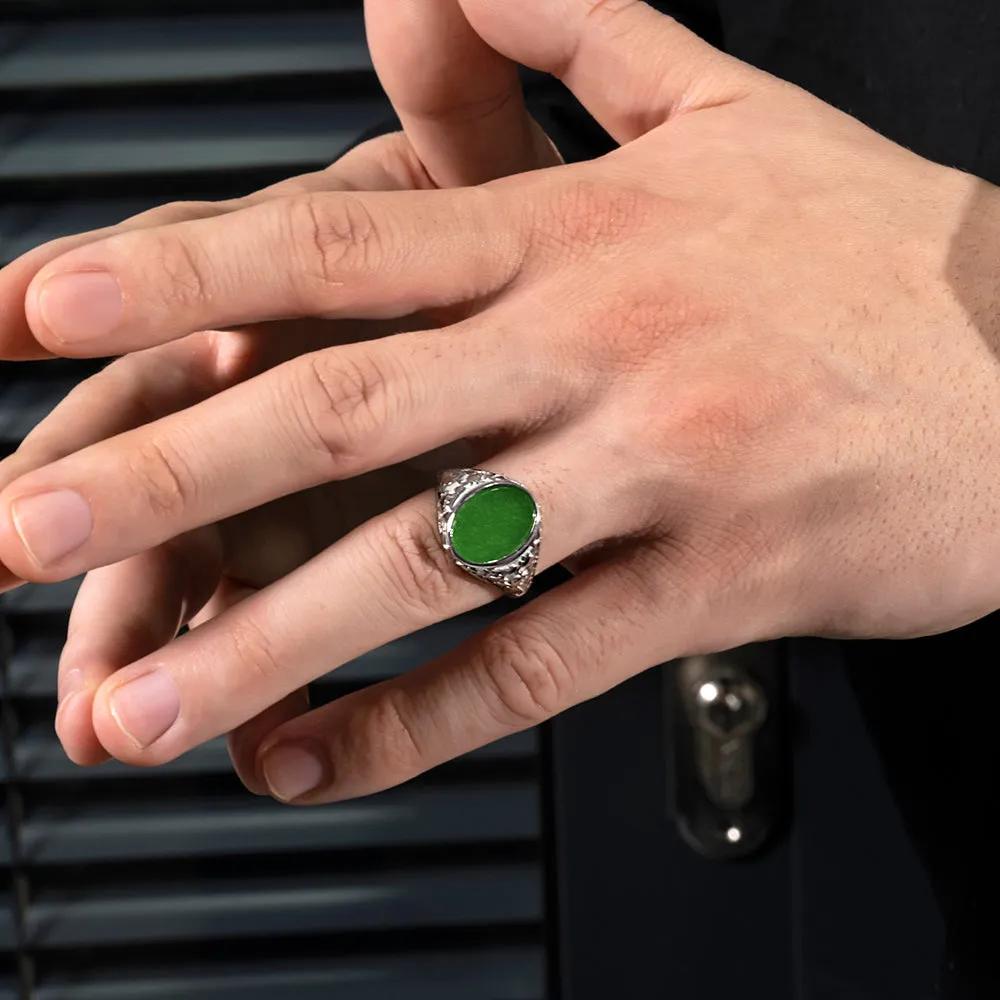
[0,132,436,361]
[0,202,228,361]
[24,186,523,357]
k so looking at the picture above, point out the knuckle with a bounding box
[293,349,394,475]
[288,193,388,291]
[476,621,573,728]
[225,614,284,687]
[536,177,651,257]
[198,328,262,391]
[145,230,210,310]
[377,508,467,617]
[354,686,425,781]
[621,369,779,487]
[126,435,197,518]
[595,290,717,370]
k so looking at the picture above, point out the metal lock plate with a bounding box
[665,643,787,859]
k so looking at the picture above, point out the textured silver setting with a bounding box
[436,468,541,598]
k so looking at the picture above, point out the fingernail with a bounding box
[262,743,326,802]
[54,688,83,742]
[10,490,93,567]
[54,689,82,739]
[109,671,181,749]
[38,270,123,343]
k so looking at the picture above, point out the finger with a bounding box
[367,0,560,186]
[0,203,234,361]
[56,527,221,766]
[0,309,418,510]
[0,320,551,581]
[0,331,241,594]
[245,131,440,197]
[86,442,627,767]
[228,690,312,796]
[0,136,431,587]
[253,546,700,802]
[0,132,428,362]
[22,185,520,356]
[0,336,210,593]
[1,317,378,495]
[2,336,228,483]
[183,575,311,796]
[458,0,763,143]
[0,315,423,589]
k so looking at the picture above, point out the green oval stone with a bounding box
[451,484,537,564]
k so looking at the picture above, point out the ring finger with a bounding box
[87,439,636,766]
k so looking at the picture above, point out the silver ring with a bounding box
[436,468,541,598]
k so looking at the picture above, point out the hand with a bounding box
[0,5,556,776]
[3,0,1000,805]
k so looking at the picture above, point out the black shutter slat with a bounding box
[0,13,369,91]
[25,864,542,947]
[0,1,361,17]
[0,379,73,444]
[0,812,10,866]
[32,949,545,1000]
[4,728,536,782]
[0,102,390,182]
[19,783,539,863]
[0,579,81,614]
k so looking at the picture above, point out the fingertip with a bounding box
[227,730,268,795]
[0,484,85,583]
[23,269,47,343]
[258,739,329,804]
[19,248,86,357]
[0,245,60,361]
[227,688,312,796]
[55,688,112,767]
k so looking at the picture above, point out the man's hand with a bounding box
[2,0,1000,804]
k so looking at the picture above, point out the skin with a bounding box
[1,0,1000,804]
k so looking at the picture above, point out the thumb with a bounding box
[458,0,764,143]
[365,0,560,187]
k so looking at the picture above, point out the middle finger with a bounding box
[0,318,558,581]
[23,185,519,357]
[0,318,357,593]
